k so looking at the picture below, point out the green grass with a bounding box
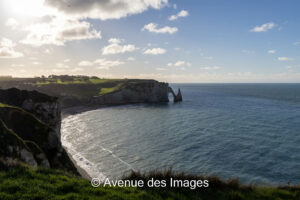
[0,166,300,200]
[99,83,124,96]
[0,166,154,200]
[36,78,125,86]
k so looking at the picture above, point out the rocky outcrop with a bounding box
[0,88,61,138]
[0,88,78,174]
[168,87,183,102]
[91,81,170,105]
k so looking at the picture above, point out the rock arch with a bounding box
[168,87,182,102]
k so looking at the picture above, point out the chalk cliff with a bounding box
[0,88,78,174]
[91,81,170,105]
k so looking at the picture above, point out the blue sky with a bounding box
[0,0,299,82]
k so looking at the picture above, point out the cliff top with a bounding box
[0,75,167,100]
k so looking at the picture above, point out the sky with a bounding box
[0,0,300,83]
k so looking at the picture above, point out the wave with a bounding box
[61,115,106,182]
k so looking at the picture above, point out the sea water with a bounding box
[62,84,300,185]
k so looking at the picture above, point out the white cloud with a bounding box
[250,22,276,32]
[294,42,300,45]
[102,38,137,55]
[78,61,94,66]
[78,58,124,69]
[156,67,167,71]
[64,59,71,62]
[143,48,166,55]
[204,56,213,60]
[21,18,101,46]
[142,23,178,34]
[268,50,276,54]
[71,67,84,72]
[95,59,124,69]
[44,49,52,54]
[200,66,221,70]
[169,10,189,21]
[11,64,24,67]
[6,18,19,29]
[32,61,40,65]
[56,63,70,69]
[242,49,255,54]
[44,0,168,20]
[0,38,23,58]
[278,57,294,61]
[168,60,191,67]
[128,57,136,61]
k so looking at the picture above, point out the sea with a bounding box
[62,83,300,185]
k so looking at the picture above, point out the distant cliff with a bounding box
[0,77,175,108]
[0,88,78,174]
[91,80,169,105]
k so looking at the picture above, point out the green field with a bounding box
[0,165,299,200]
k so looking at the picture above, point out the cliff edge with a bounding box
[0,88,78,174]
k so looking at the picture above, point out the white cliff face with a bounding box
[22,99,62,139]
[92,81,169,105]
[0,88,78,174]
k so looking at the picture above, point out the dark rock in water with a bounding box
[0,88,78,174]
[174,88,183,102]
[168,87,183,102]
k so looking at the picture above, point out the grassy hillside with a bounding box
[0,165,299,200]
[0,76,156,99]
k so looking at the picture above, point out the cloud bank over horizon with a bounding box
[0,0,300,83]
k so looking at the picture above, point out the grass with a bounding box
[36,78,124,86]
[0,166,153,200]
[99,83,124,96]
[0,165,300,200]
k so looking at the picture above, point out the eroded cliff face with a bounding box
[0,88,61,138]
[0,88,78,174]
[92,81,169,105]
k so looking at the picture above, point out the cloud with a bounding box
[78,61,94,66]
[21,18,101,46]
[142,23,178,34]
[128,57,136,61]
[200,66,220,70]
[44,0,168,20]
[95,59,124,69]
[268,50,276,54]
[294,42,300,45]
[143,48,166,55]
[278,57,294,61]
[169,10,189,21]
[78,58,124,69]
[32,61,40,65]
[156,67,167,71]
[71,67,84,72]
[11,64,25,67]
[44,49,52,54]
[168,60,191,67]
[250,22,276,32]
[6,18,19,29]
[242,49,255,54]
[56,63,70,69]
[0,38,23,58]
[102,38,137,55]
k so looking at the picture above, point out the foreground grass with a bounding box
[0,166,300,200]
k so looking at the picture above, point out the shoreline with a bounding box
[61,105,106,181]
